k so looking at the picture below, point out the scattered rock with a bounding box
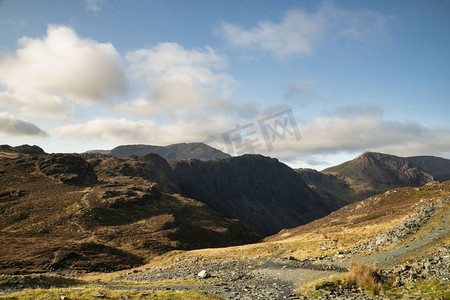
[197,270,211,278]
[92,291,105,298]
[351,201,442,255]
[381,244,450,286]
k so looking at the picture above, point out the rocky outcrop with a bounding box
[0,144,46,155]
[0,149,262,273]
[36,154,98,185]
[110,142,231,160]
[88,153,179,193]
[383,245,449,287]
[406,155,450,181]
[171,154,339,235]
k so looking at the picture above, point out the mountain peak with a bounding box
[323,152,436,199]
[108,142,231,160]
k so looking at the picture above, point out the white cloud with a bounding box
[121,42,238,117]
[52,107,450,167]
[0,112,47,136]
[257,114,450,163]
[218,2,389,57]
[52,116,231,146]
[85,0,105,12]
[0,25,126,119]
[0,90,71,120]
[219,9,325,57]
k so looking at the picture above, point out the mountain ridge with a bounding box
[318,151,449,200]
[0,148,261,273]
[170,154,340,235]
[2,144,450,274]
[108,142,231,160]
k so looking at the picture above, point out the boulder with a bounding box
[197,270,211,278]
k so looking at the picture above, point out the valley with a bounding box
[0,144,449,299]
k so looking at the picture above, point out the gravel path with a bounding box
[109,199,449,299]
[110,257,346,300]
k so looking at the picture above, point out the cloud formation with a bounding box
[0,25,126,119]
[85,0,105,12]
[0,112,47,136]
[52,116,230,146]
[218,3,388,57]
[259,112,450,164]
[284,80,318,104]
[121,43,236,117]
[219,9,325,56]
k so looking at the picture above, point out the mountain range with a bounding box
[317,151,449,200]
[1,143,449,273]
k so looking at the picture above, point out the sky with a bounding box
[0,0,449,169]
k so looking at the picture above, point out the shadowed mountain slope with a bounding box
[170,154,340,235]
[295,168,358,207]
[0,148,261,273]
[406,155,450,181]
[109,142,231,160]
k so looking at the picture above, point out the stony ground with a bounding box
[110,257,345,300]
[105,198,449,299]
[1,199,448,299]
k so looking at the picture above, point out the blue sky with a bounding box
[0,0,449,168]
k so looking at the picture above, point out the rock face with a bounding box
[295,168,357,207]
[171,154,340,235]
[406,155,450,181]
[322,152,435,199]
[37,154,98,185]
[110,142,231,160]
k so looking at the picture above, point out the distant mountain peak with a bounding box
[108,142,231,160]
[322,151,449,199]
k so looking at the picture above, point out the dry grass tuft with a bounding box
[345,262,382,295]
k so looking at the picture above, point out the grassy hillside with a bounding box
[0,149,261,273]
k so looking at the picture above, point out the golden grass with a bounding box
[102,277,224,288]
[0,286,223,300]
[297,274,344,293]
[345,262,382,295]
[82,210,412,284]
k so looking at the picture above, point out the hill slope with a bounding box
[295,168,358,207]
[322,152,437,199]
[72,181,448,300]
[170,155,340,235]
[0,147,261,273]
[406,155,450,181]
[109,143,231,160]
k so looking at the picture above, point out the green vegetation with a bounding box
[298,268,450,299]
[0,287,223,300]
[104,277,224,288]
[0,274,83,290]
[383,279,450,299]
